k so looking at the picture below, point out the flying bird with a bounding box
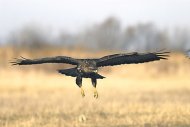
[11,51,169,98]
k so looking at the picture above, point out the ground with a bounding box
[0,49,190,127]
[0,67,190,127]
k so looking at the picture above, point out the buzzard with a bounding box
[11,51,169,98]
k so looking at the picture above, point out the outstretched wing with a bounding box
[96,51,169,67]
[11,56,79,65]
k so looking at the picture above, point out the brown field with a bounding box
[0,48,190,127]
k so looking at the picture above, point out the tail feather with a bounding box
[58,68,105,79]
[94,73,105,79]
[58,68,78,77]
[83,73,105,79]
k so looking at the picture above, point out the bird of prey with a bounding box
[11,51,169,98]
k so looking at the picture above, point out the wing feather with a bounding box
[96,51,169,67]
[11,56,79,65]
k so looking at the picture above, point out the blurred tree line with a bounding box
[4,17,190,51]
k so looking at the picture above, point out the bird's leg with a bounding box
[80,86,85,97]
[91,78,98,99]
[76,76,85,97]
[93,87,98,99]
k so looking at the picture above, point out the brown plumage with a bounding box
[11,51,169,98]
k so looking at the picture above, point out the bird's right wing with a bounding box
[96,51,169,67]
[11,56,79,65]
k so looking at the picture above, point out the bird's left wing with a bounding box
[11,56,79,65]
[96,51,169,67]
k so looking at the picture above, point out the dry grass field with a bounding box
[0,48,190,127]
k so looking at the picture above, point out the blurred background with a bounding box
[1,0,190,127]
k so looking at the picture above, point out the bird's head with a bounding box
[80,60,98,73]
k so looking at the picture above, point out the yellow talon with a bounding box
[93,88,98,99]
[81,87,85,97]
